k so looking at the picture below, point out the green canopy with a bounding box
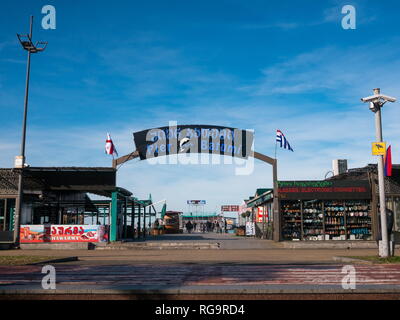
[182,212,218,218]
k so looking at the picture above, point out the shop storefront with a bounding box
[241,164,399,242]
[246,188,274,239]
[328,164,400,242]
[0,167,156,244]
[278,180,373,241]
[253,163,400,242]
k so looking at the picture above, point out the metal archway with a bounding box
[112,150,281,241]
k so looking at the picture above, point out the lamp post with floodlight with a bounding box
[13,16,47,246]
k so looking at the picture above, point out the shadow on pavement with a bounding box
[133,233,241,242]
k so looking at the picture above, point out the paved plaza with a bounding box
[1,233,399,299]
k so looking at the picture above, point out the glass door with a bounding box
[0,199,6,231]
[0,198,15,232]
[393,197,400,232]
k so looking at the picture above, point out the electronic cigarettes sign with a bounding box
[278,180,371,200]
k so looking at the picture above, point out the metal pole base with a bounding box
[379,240,394,257]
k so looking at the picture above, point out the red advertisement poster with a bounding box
[256,207,268,223]
[20,225,103,243]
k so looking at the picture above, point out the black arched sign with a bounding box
[133,124,254,160]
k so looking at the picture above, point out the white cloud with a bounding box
[246,40,400,103]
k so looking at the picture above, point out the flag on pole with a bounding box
[276,129,294,152]
[105,133,118,157]
[160,203,167,220]
[384,145,392,177]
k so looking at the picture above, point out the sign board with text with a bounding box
[133,125,254,160]
[245,222,255,236]
[221,205,240,212]
[20,225,107,243]
[256,207,269,223]
[187,200,206,205]
[278,180,371,200]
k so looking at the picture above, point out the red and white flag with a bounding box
[105,133,118,157]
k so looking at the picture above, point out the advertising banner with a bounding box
[187,200,206,205]
[20,225,106,243]
[221,205,240,212]
[245,222,255,236]
[256,207,268,223]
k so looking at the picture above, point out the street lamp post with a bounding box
[13,16,47,246]
[361,88,396,258]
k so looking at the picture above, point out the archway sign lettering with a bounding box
[112,124,281,241]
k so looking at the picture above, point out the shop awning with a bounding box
[0,167,117,197]
[182,212,219,218]
[247,189,273,208]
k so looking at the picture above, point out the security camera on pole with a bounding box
[361,88,396,258]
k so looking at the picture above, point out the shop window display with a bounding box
[345,200,371,240]
[280,199,372,241]
[281,201,301,240]
[324,201,346,240]
[302,200,324,240]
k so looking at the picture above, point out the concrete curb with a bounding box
[95,242,221,250]
[281,241,378,249]
[20,243,91,250]
[332,256,375,264]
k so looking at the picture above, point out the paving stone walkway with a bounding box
[1,263,400,292]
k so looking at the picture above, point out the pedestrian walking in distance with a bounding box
[185,221,193,234]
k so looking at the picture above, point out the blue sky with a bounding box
[1,0,399,214]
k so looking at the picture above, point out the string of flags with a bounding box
[276,129,294,152]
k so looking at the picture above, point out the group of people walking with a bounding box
[185,220,224,234]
